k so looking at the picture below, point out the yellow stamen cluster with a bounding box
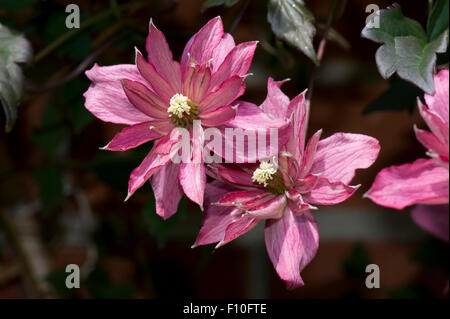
[167,93,199,128]
[168,93,192,118]
[252,161,277,187]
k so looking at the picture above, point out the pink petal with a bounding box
[414,125,449,158]
[150,161,183,220]
[286,192,314,215]
[217,166,255,187]
[248,195,287,219]
[184,17,224,67]
[424,69,449,125]
[182,64,212,103]
[126,133,180,200]
[238,192,275,209]
[310,133,380,184]
[121,78,170,119]
[264,208,319,290]
[294,174,321,193]
[210,33,236,72]
[365,158,449,210]
[135,50,175,104]
[101,121,165,151]
[200,75,245,111]
[219,101,291,162]
[411,204,449,242]
[299,129,322,178]
[260,77,291,120]
[217,215,259,248]
[146,20,182,92]
[209,41,257,90]
[199,105,236,127]
[285,91,308,160]
[418,101,449,147]
[303,177,359,205]
[178,121,206,208]
[84,64,150,125]
[179,162,206,209]
[193,181,240,247]
[218,189,268,206]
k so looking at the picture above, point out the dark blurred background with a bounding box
[0,0,448,298]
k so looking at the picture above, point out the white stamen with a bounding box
[168,93,191,118]
[252,161,277,187]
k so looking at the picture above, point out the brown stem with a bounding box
[0,208,54,298]
[228,0,251,34]
[304,0,341,133]
[25,32,127,94]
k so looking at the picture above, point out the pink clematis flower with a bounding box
[83,17,289,219]
[365,70,449,242]
[193,78,381,289]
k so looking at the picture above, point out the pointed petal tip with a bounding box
[215,241,225,249]
[286,279,305,290]
[124,191,133,202]
[149,17,156,29]
[362,189,370,199]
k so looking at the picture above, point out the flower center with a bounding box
[252,161,277,186]
[252,161,288,195]
[168,93,199,128]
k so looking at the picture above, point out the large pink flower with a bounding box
[193,78,380,289]
[83,17,288,219]
[365,70,449,242]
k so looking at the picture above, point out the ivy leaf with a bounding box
[268,0,318,65]
[428,0,449,42]
[361,4,448,94]
[0,23,33,132]
[201,0,240,12]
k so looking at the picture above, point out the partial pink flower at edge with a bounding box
[365,69,449,241]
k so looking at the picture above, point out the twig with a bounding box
[228,0,251,34]
[25,32,127,94]
[0,207,54,298]
[304,0,341,133]
[33,1,144,63]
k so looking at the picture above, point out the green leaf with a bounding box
[201,0,240,11]
[268,0,318,65]
[428,0,449,41]
[225,0,240,6]
[361,4,448,94]
[364,76,423,114]
[0,23,33,131]
[34,166,64,213]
